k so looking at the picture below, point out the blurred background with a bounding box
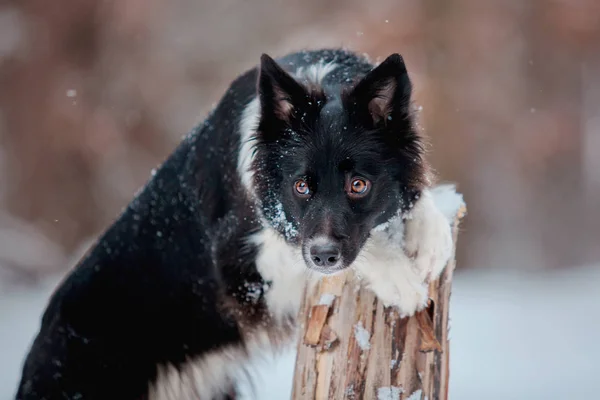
[0,0,599,399]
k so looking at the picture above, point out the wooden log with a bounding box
[291,185,466,400]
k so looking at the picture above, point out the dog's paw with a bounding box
[370,271,429,318]
[403,190,454,282]
[354,241,430,318]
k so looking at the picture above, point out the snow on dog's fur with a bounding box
[15,49,453,399]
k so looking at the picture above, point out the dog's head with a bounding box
[248,53,427,274]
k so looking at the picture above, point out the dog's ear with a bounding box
[345,53,412,127]
[258,54,309,121]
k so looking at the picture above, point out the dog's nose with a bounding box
[310,243,341,267]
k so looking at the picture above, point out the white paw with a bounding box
[403,190,454,282]
[371,269,429,318]
[354,236,430,318]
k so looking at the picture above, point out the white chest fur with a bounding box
[249,227,312,321]
[149,331,279,400]
[149,228,309,400]
[149,347,245,400]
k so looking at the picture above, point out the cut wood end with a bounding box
[319,273,347,296]
[416,306,442,353]
[303,304,331,346]
[317,324,339,352]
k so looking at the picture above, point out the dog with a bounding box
[15,48,453,399]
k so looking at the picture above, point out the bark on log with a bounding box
[291,185,466,400]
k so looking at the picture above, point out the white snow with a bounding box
[317,293,335,307]
[0,275,62,399]
[404,389,422,400]
[353,321,371,351]
[449,264,600,400]
[238,263,600,400]
[430,183,465,223]
[271,201,298,240]
[2,265,599,399]
[377,386,403,400]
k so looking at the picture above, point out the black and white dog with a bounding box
[15,49,453,399]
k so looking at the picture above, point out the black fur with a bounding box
[254,52,425,272]
[15,49,425,399]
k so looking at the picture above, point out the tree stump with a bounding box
[291,185,466,400]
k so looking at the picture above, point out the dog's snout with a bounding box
[310,243,341,267]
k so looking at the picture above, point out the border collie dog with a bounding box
[16,49,453,399]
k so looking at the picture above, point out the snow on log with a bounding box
[291,184,466,400]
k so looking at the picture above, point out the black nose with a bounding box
[310,243,341,267]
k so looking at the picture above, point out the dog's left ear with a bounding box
[258,54,309,121]
[345,53,412,127]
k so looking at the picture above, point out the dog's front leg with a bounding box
[353,189,453,317]
[403,189,454,283]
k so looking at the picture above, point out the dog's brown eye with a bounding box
[294,179,310,196]
[348,178,371,197]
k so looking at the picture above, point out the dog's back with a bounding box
[15,49,376,400]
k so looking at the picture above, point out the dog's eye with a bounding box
[294,179,311,197]
[348,178,371,197]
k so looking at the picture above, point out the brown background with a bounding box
[1,0,599,287]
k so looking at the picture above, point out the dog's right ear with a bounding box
[258,54,309,121]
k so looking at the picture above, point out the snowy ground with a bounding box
[2,264,598,400]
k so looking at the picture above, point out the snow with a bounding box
[404,389,422,400]
[317,293,335,306]
[430,183,465,223]
[238,264,600,400]
[2,264,599,399]
[0,276,62,399]
[270,200,298,240]
[243,282,263,302]
[377,386,403,400]
[353,321,371,351]
[449,264,600,400]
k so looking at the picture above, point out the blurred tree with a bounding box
[0,0,599,280]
